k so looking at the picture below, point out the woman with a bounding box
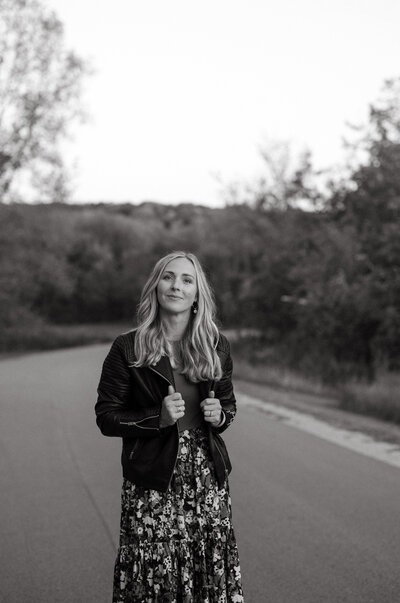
[95,251,244,602]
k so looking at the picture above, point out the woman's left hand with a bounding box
[200,391,222,425]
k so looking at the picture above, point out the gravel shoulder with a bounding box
[235,378,400,448]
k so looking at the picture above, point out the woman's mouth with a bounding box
[167,295,183,300]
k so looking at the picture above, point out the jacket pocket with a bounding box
[125,438,144,461]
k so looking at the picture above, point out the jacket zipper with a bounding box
[148,364,180,488]
[148,366,172,385]
[129,440,140,460]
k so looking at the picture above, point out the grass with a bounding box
[0,321,132,356]
[339,373,400,425]
[232,354,334,398]
[228,332,335,398]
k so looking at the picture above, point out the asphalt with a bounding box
[1,343,400,602]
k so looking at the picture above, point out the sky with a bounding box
[47,0,400,206]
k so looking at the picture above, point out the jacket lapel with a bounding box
[150,355,174,385]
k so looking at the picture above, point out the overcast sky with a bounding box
[48,0,400,206]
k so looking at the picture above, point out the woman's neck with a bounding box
[161,313,190,342]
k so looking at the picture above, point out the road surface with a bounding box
[1,344,399,602]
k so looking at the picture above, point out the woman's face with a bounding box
[157,257,198,317]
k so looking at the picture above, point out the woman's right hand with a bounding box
[160,385,185,427]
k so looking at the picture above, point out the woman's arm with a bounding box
[95,336,162,438]
[212,335,237,434]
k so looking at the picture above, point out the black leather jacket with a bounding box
[95,330,236,491]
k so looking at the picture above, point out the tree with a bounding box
[330,78,400,223]
[223,140,323,211]
[0,0,89,201]
[328,78,400,371]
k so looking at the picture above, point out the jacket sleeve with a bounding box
[95,336,162,438]
[212,336,236,434]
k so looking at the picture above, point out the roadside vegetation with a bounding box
[0,321,132,357]
[230,334,400,426]
[339,374,400,425]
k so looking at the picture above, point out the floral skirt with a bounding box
[112,426,244,603]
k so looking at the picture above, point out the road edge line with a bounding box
[238,392,400,469]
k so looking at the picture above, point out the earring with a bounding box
[192,301,198,314]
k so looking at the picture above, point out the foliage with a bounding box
[328,78,400,373]
[0,191,397,384]
[0,0,88,201]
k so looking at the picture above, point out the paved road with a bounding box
[1,344,400,603]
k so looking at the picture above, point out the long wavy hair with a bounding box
[133,251,222,382]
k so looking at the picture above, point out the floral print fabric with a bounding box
[113,426,244,602]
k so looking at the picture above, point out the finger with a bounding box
[200,397,219,408]
[203,407,220,418]
[202,400,220,410]
[209,390,215,398]
[168,385,175,395]
[167,399,185,410]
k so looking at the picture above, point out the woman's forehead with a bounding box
[163,257,196,276]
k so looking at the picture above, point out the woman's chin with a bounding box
[160,305,191,317]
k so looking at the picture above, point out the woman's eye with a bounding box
[184,279,193,284]
[163,274,171,280]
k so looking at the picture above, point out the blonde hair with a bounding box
[133,251,222,382]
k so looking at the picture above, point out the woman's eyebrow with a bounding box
[163,270,195,278]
